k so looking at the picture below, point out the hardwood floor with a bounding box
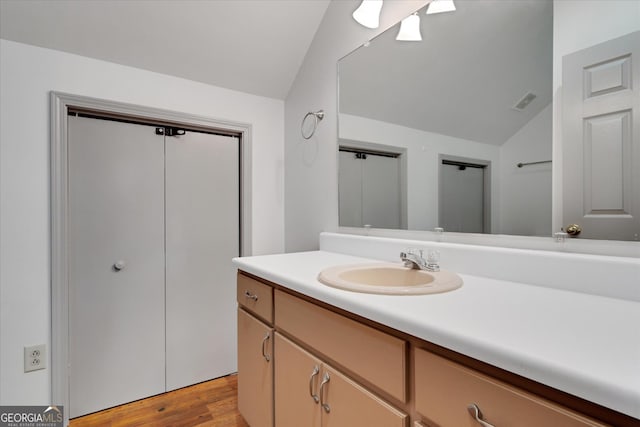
[69,374,249,427]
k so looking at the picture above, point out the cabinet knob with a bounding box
[113,260,126,271]
[467,404,495,427]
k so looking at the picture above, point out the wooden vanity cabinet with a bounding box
[236,272,629,427]
[237,274,274,427]
[274,333,407,427]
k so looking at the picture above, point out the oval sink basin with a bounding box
[318,263,462,295]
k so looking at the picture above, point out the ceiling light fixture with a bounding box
[426,0,456,15]
[396,13,422,41]
[352,0,384,29]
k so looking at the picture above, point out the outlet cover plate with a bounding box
[24,344,46,372]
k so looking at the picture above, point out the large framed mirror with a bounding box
[338,0,640,241]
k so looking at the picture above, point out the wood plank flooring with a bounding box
[69,374,249,427]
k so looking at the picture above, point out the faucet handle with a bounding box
[426,249,440,272]
[402,248,422,255]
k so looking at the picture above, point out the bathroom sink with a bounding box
[317,263,462,295]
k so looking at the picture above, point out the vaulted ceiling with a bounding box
[0,0,331,99]
[339,0,553,145]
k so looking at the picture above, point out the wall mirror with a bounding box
[338,0,640,241]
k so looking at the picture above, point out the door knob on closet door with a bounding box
[113,260,126,271]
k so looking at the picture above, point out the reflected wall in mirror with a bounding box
[338,0,640,241]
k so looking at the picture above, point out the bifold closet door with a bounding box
[440,163,484,233]
[338,150,363,227]
[68,115,166,417]
[165,131,240,391]
[361,154,401,229]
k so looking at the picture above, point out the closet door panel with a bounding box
[68,115,166,417]
[165,131,240,391]
[338,150,363,227]
[362,154,401,229]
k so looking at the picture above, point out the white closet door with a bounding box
[165,131,240,391]
[440,164,484,233]
[362,154,401,229]
[339,150,363,227]
[68,115,166,417]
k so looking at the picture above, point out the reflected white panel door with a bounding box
[68,115,166,417]
[165,131,239,391]
[339,150,363,227]
[563,31,640,240]
[362,154,401,229]
[440,164,484,233]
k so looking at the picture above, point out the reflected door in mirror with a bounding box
[563,31,640,241]
[339,150,402,229]
[440,162,485,233]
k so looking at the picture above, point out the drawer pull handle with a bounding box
[244,290,258,301]
[309,365,320,403]
[261,332,271,362]
[467,404,495,427]
[319,372,331,413]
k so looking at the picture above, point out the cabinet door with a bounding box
[321,365,407,427]
[237,308,273,427]
[274,333,322,427]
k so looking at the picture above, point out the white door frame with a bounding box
[50,91,252,424]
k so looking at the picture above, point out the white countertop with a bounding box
[233,250,640,419]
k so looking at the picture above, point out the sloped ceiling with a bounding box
[0,0,330,99]
[339,0,553,145]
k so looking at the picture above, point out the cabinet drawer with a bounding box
[237,273,273,323]
[414,348,606,427]
[275,290,407,402]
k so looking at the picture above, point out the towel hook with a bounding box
[301,110,325,139]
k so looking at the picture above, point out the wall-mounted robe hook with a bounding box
[301,110,325,139]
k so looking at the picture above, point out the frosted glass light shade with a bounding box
[426,0,456,14]
[396,13,422,41]
[352,0,383,29]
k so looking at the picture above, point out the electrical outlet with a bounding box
[24,344,46,372]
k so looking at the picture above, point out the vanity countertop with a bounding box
[233,250,640,419]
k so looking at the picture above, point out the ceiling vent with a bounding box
[512,91,537,111]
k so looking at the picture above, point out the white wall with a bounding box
[499,103,552,236]
[552,0,640,232]
[340,114,500,231]
[284,0,429,252]
[0,39,284,404]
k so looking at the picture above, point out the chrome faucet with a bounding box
[400,249,440,272]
